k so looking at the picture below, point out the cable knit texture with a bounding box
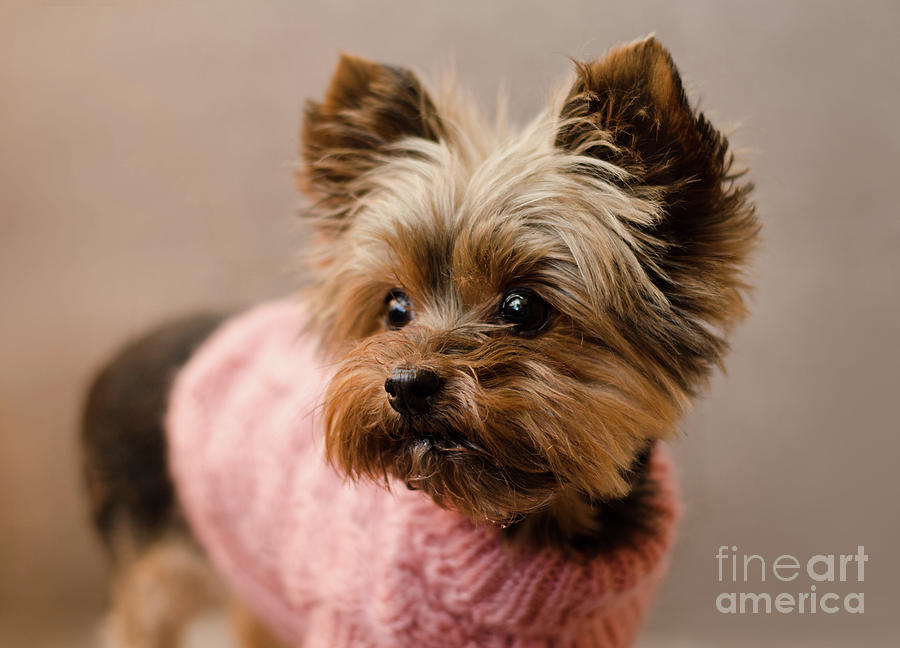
[167,300,680,648]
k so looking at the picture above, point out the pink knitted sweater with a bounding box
[167,300,680,648]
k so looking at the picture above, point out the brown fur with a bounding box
[301,36,759,546]
[231,600,291,648]
[104,533,222,648]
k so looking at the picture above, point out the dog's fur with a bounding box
[83,36,758,646]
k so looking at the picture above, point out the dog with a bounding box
[82,36,758,647]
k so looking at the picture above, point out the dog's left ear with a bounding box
[557,36,758,382]
[557,36,758,307]
[300,55,444,221]
[557,36,728,212]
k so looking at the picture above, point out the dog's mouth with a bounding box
[382,425,559,526]
[407,430,473,452]
[395,416,482,451]
[389,425,485,489]
[402,434,468,490]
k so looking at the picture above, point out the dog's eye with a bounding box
[385,290,413,329]
[499,289,552,336]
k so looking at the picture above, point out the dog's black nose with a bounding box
[384,367,442,415]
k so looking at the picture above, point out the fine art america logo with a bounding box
[715,545,867,615]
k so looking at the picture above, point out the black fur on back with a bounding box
[81,314,224,554]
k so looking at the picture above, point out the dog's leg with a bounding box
[230,599,290,648]
[105,532,221,648]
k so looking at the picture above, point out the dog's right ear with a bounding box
[299,55,444,221]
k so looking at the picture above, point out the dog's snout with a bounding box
[384,367,443,415]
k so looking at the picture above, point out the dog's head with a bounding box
[297,37,758,527]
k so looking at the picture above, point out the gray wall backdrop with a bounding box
[1,1,898,646]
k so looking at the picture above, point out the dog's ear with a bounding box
[557,36,758,307]
[557,35,726,201]
[557,36,758,383]
[300,55,444,220]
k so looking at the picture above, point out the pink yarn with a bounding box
[167,300,680,647]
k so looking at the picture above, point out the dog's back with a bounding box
[83,313,223,549]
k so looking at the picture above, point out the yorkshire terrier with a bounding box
[83,36,758,647]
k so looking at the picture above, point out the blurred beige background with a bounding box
[2,1,898,646]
